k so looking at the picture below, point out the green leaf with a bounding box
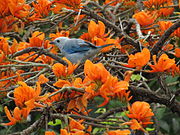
[115,111,127,117]
[146,127,155,131]
[172,118,180,133]
[156,108,166,120]
[160,120,170,133]
[131,74,141,81]
[92,128,105,134]
[48,119,62,126]
[0,105,3,112]
[95,108,106,114]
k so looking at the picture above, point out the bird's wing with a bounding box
[62,39,97,54]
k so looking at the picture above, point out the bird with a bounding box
[50,37,114,63]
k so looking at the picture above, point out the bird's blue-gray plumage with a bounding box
[50,37,113,63]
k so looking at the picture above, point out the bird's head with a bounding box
[50,37,69,49]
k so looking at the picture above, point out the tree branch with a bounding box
[151,20,180,55]
[8,115,45,135]
[11,47,66,64]
[81,7,141,51]
[130,85,180,116]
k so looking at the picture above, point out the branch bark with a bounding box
[81,7,141,51]
[130,85,180,116]
[11,47,66,64]
[151,20,180,55]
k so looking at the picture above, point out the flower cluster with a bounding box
[0,0,179,134]
[123,101,154,132]
[80,20,121,52]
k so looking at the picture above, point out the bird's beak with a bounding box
[49,41,55,44]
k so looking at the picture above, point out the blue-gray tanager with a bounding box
[50,37,114,63]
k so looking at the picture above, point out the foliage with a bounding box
[0,0,180,135]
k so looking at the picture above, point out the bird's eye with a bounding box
[57,40,60,43]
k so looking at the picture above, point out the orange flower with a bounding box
[104,0,123,5]
[61,129,70,135]
[98,76,129,106]
[35,55,54,67]
[0,18,8,32]
[0,37,10,55]
[53,0,82,9]
[38,74,49,84]
[84,61,131,107]
[53,77,86,89]
[10,41,29,54]
[80,20,118,52]
[0,0,29,33]
[27,11,42,22]
[158,21,180,37]
[29,31,50,48]
[0,15,24,33]
[175,48,180,58]
[67,92,91,115]
[123,119,145,132]
[12,41,40,62]
[126,101,154,128]
[10,39,19,54]
[81,20,110,42]
[150,54,175,72]
[158,21,173,34]
[2,106,30,126]
[51,3,65,14]
[125,48,150,70]
[88,20,107,39]
[70,83,90,113]
[45,131,56,135]
[14,81,49,109]
[49,31,70,40]
[53,77,90,114]
[0,0,9,17]
[84,60,110,83]
[8,0,30,18]
[104,0,135,8]
[158,8,174,17]
[169,64,180,76]
[133,11,156,26]
[52,57,78,78]
[45,87,65,104]
[93,37,119,52]
[32,0,52,17]
[0,70,24,92]
[124,71,133,82]
[74,14,86,23]
[60,118,85,135]
[53,79,71,87]
[106,129,131,135]
[143,0,172,8]
[0,0,30,18]
[0,50,6,63]
[116,90,132,103]
[70,118,85,130]
[162,43,173,51]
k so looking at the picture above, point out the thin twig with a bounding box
[11,47,66,64]
[130,85,180,116]
[0,71,39,82]
[48,86,85,98]
[151,20,180,55]
[24,68,48,83]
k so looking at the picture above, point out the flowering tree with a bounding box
[0,0,180,135]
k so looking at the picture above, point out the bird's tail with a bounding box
[97,43,114,48]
